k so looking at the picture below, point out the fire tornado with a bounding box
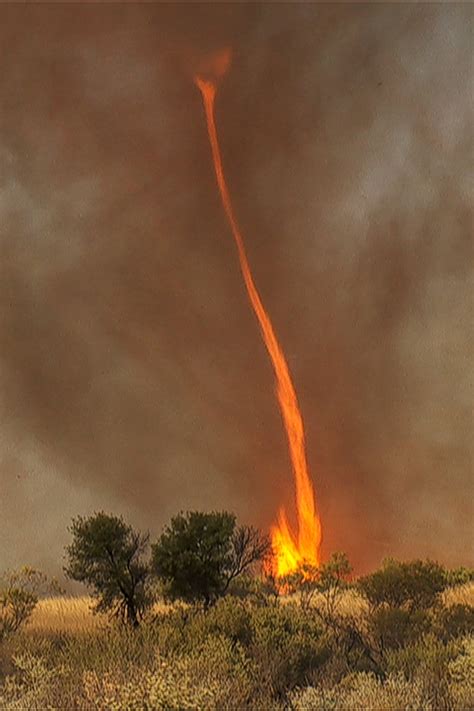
[195,49,322,576]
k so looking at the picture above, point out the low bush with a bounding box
[358,559,448,612]
[368,606,431,651]
[0,569,60,642]
[437,603,474,641]
[291,635,474,711]
[291,671,425,711]
[250,603,329,696]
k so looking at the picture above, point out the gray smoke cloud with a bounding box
[0,3,472,576]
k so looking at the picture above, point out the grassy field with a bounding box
[0,583,472,709]
[27,596,172,635]
[26,596,103,634]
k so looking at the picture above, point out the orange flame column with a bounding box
[195,70,322,576]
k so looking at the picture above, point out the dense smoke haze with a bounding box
[1,3,472,576]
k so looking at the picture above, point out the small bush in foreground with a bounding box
[291,635,474,711]
[0,569,59,642]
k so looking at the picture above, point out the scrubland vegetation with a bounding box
[1,511,473,710]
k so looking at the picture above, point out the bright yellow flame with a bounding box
[195,56,322,576]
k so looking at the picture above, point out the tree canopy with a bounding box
[64,512,151,626]
[151,510,269,606]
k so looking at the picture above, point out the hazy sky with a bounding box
[1,3,472,576]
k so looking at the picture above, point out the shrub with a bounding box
[368,607,431,652]
[226,573,279,606]
[152,598,255,655]
[279,553,352,617]
[448,636,474,710]
[291,637,474,711]
[0,568,59,642]
[386,634,462,709]
[279,563,320,610]
[192,596,253,646]
[437,603,474,641]
[250,604,329,696]
[444,567,474,588]
[81,650,225,711]
[0,636,264,711]
[358,559,447,612]
[290,671,425,711]
[154,599,329,699]
[315,552,353,624]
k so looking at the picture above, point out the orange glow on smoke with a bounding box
[195,50,322,576]
[195,47,232,82]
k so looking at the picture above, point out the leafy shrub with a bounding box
[82,649,228,711]
[368,606,431,651]
[448,636,474,710]
[150,598,253,657]
[0,638,263,711]
[191,596,253,646]
[386,634,461,709]
[250,604,329,696]
[437,603,474,641]
[358,559,448,612]
[226,573,279,605]
[154,599,329,699]
[58,622,164,675]
[279,563,321,610]
[292,637,474,711]
[290,671,425,711]
[280,552,352,616]
[0,652,58,711]
[0,568,59,642]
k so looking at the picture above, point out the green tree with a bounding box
[64,512,151,627]
[152,511,269,607]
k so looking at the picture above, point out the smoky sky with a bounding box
[0,3,472,575]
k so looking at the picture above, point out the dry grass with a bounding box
[331,588,368,616]
[27,596,171,635]
[444,582,474,607]
[25,582,474,637]
[27,596,105,634]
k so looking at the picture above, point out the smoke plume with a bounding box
[0,4,472,575]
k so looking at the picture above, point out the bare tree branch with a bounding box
[223,525,271,592]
